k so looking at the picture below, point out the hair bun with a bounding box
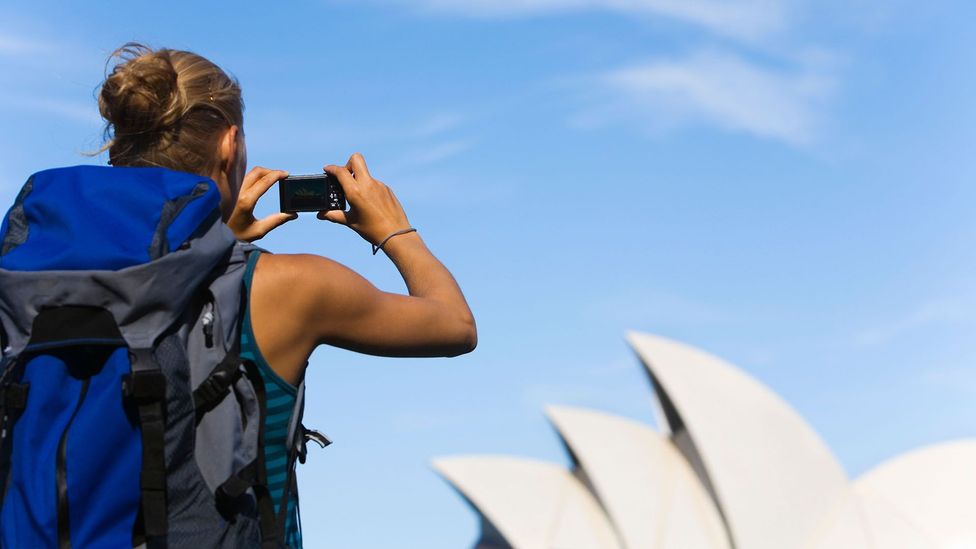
[92,42,243,174]
[98,44,186,138]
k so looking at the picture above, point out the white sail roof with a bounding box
[545,405,730,549]
[853,440,976,547]
[626,332,850,549]
[804,485,938,549]
[432,332,976,549]
[431,455,622,549]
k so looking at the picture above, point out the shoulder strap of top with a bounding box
[242,248,263,290]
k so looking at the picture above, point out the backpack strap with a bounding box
[0,357,28,510]
[278,377,331,537]
[124,348,169,542]
[239,358,284,548]
[214,458,280,549]
[192,352,244,424]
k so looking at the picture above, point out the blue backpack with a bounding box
[0,165,321,548]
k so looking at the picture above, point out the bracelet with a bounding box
[372,227,417,255]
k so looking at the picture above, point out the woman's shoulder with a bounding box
[249,250,388,342]
[251,252,351,287]
[249,252,370,314]
[245,252,347,385]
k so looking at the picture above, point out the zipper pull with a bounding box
[297,425,332,464]
[305,428,332,449]
[201,302,215,348]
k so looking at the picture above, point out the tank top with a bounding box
[241,250,303,548]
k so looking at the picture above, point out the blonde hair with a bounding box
[95,43,244,176]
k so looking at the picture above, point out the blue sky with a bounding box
[2,1,975,546]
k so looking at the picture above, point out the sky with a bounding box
[1,1,975,547]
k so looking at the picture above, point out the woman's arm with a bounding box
[265,240,476,357]
[242,154,477,384]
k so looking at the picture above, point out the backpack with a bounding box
[0,165,326,548]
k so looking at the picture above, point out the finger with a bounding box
[346,152,371,180]
[239,169,288,210]
[251,169,288,198]
[252,212,297,235]
[323,164,359,197]
[240,166,272,191]
[317,209,348,225]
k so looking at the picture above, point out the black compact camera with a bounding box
[278,174,346,213]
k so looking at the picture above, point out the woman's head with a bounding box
[97,43,246,218]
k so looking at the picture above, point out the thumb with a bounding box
[254,212,297,235]
[318,210,348,225]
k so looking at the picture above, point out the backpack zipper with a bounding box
[201,300,215,348]
[57,377,91,549]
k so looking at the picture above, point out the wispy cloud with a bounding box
[407,112,467,138]
[585,287,729,329]
[396,0,791,41]
[375,0,841,148]
[854,298,975,347]
[583,356,639,376]
[245,109,471,169]
[918,364,976,397]
[248,110,467,149]
[395,171,516,207]
[397,139,473,168]
[391,409,467,432]
[522,382,624,409]
[0,26,102,126]
[0,93,102,125]
[0,27,95,67]
[575,49,835,146]
[0,32,52,56]
[387,114,473,167]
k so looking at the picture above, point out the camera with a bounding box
[278,174,346,213]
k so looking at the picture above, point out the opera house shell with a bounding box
[433,332,976,549]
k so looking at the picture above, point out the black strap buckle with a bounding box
[0,383,29,411]
[193,354,243,421]
[122,371,167,403]
[215,475,252,523]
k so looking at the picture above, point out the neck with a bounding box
[209,168,235,222]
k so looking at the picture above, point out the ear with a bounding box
[218,125,240,176]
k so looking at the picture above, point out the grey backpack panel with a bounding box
[187,241,264,496]
[0,217,236,355]
[156,331,263,547]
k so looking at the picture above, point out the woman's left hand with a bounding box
[227,167,297,242]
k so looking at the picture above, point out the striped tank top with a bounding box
[241,250,303,548]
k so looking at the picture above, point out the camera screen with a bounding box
[279,175,345,213]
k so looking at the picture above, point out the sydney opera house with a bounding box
[433,332,976,549]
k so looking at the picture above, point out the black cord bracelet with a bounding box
[372,227,418,255]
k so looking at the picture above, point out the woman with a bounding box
[97,43,477,546]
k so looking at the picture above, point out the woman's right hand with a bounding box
[227,166,297,242]
[319,153,412,246]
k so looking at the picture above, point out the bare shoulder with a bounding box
[250,252,379,329]
[250,253,312,310]
[253,252,334,280]
[247,252,373,383]
[252,252,370,301]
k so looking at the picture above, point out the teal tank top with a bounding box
[241,250,303,548]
